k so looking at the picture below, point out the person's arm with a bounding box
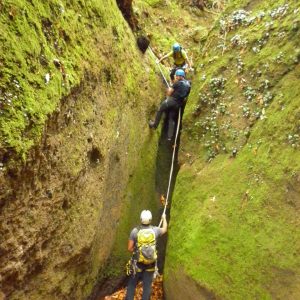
[128,239,134,252]
[166,87,174,96]
[127,228,137,252]
[160,213,168,235]
[157,51,173,63]
[167,80,179,96]
[182,49,192,68]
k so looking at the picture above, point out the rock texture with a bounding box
[116,0,137,30]
[0,1,162,299]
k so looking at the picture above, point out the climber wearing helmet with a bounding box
[156,42,192,82]
[149,69,191,141]
[125,210,167,300]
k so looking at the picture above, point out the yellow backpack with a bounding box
[136,227,157,265]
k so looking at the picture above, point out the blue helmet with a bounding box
[173,43,181,52]
[175,69,185,77]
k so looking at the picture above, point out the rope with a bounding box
[147,45,181,227]
[148,46,170,88]
[158,107,181,228]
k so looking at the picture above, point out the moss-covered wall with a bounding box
[2,0,299,298]
[165,0,300,299]
[0,1,163,299]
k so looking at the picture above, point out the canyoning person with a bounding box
[125,210,167,300]
[156,42,192,82]
[149,69,191,140]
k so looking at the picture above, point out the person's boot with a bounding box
[148,120,157,129]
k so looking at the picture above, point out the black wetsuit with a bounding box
[152,79,191,139]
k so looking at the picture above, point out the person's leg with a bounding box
[151,98,179,128]
[149,99,169,129]
[167,109,177,140]
[141,270,154,300]
[125,273,140,300]
[153,99,169,128]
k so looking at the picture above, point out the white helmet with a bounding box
[140,210,152,225]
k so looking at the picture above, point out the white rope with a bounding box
[158,107,181,228]
[148,46,170,88]
[147,45,181,227]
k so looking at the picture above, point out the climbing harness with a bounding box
[126,259,134,276]
[127,258,157,277]
[153,261,159,279]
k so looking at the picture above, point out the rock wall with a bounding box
[165,0,300,299]
[0,1,162,299]
[116,0,137,29]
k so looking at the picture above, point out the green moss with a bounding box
[144,0,165,8]
[134,0,217,60]
[166,0,300,298]
[0,0,136,160]
[167,135,300,298]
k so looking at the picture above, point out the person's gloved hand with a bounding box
[161,213,166,220]
[156,59,160,64]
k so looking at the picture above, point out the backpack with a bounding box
[136,227,157,265]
